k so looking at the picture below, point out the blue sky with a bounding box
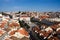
[0,0,60,12]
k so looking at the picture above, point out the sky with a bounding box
[0,0,60,12]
